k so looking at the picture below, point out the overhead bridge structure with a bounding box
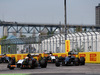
[0,21,100,54]
[0,21,100,35]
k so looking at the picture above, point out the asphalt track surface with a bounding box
[0,63,100,75]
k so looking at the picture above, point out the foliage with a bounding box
[1,36,7,40]
[72,45,84,53]
[75,27,82,32]
[47,31,54,35]
[20,35,26,38]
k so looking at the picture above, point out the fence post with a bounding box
[88,32,93,52]
[85,32,89,52]
[81,32,85,52]
[93,31,97,52]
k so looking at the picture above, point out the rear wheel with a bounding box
[74,58,80,66]
[0,58,2,63]
[7,57,16,70]
[80,57,85,65]
[7,61,15,70]
[11,57,16,65]
[9,67,14,70]
[28,60,33,69]
[20,64,24,69]
[55,59,60,67]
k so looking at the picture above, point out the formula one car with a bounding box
[47,56,56,63]
[55,52,85,67]
[43,52,57,63]
[7,54,47,70]
[0,54,11,63]
[44,55,56,63]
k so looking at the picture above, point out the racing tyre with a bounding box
[40,59,47,68]
[74,58,80,66]
[0,58,2,63]
[1,58,5,63]
[11,57,16,65]
[55,56,58,59]
[20,64,25,69]
[7,61,15,70]
[9,66,14,70]
[55,59,60,67]
[8,60,13,65]
[51,59,55,63]
[80,57,85,65]
[62,60,65,66]
[17,64,21,68]
[4,57,9,63]
[34,61,38,67]
[28,60,33,69]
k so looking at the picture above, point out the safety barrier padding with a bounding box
[43,53,49,57]
[79,52,100,63]
[23,55,27,59]
[61,54,66,57]
[0,45,1,54]
[17,55,22,60]
[7,53,42,62]
[53,53,68,57]
[6,52,100,63]
[7,54,27,62]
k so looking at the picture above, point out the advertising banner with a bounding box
[65,40,70,53]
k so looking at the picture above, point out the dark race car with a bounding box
[55,52,85,67]
[7,54,47,70]
[0,54,11,63]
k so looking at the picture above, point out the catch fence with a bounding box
[0,31,100,54]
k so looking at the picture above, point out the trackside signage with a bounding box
[0,45,1,54]
[65,40,70,53]
[79,54,86,57]
[90,54,97,61]
[79,54,86,61]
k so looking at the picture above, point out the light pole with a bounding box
[64,0,67,25]
[64,0,67,40]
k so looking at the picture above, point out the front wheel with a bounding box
[55,59,60,67]
[9,67,14,70]
[7,64,15,70]
[40,59,47,68]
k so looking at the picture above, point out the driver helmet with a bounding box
[68,52,71,55]
[27,53,31,58]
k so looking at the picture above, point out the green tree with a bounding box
[47,31,54,35]
[1,36,7,40]
[76,27,82,32]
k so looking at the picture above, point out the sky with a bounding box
[0,0,100,37]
